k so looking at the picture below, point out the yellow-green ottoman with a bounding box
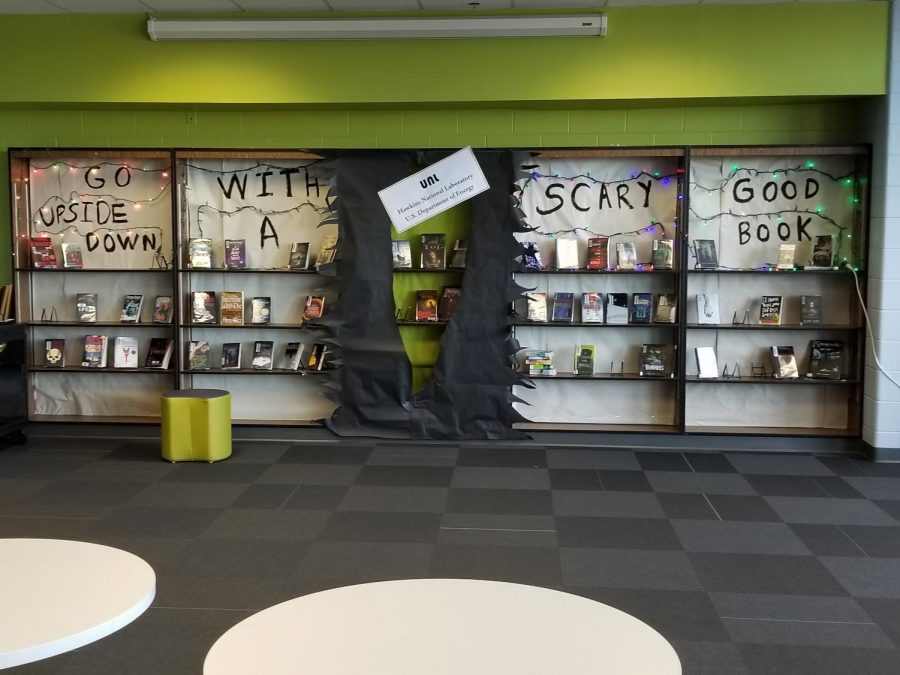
[161,389,232,462]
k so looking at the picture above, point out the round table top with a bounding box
[0,538,156,669]
[204,579,681,675]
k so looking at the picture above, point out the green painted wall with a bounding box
[0,3,887,106]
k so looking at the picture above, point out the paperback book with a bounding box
[219,291,244,325]
[307,343,328,371]
[224,239,246,269]
[251,340,275,370]
[808,340,844,379]
[525,291,548,322]
[777,244,796,271]
[639,344,673,378]
[113,336,139,369]
[420,233,446,269]
[556,238,579,270]
[188,238,213,269]
[282,342,305,370]
[586,237,609,271]
[693,239,719,269]
[152,296,173,324]
[145,337,174,369]
[616,242,637,271]
[524,349,555,377]
[289,242,310,270]
[221,342,242,370]
[191,291,216,324]
[695,346,719,379]
[449,239,468,269]
[81,334,107,368]
[759,295,784,326]
[30,237,57,268]
[810,235,835,268]
[575,344,595,376]
[315,234,339,267]
[61,243,83,269]
[0,284,12,322]
[606,293,629,324]
[392,240,413,269]
[655,293,677,324]
[696,293,720,325]
[303,295,326,322]
[415,290,439,322]
[187,340,211,370]
[521,242,544,270]
[581,292,604,323]
[801,295,822,325]
[44,339,65,367]
[651,239,674,269]
[771,345,799,379]
[251,297,271,324]
[630,293,653,323]
[120,294,143,323]
[76,292,98,323]
[438,286,461,321]
[551,292,575,323]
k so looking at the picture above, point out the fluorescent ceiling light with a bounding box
[146,16,607,41]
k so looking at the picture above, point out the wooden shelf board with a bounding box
[513,422,680,433]
[181,369,330,375]
[397,320,448,326]
[29,414,161,424]
[18,267,170,274]
[393,268,464,273]
[184,268,320,274]
[29,366,173,374]
[184,323,325,330]
[512,321,677,328]
[27,322,174,328]
[521,372,675,381]
[686,323,860,331]
[514,268,677,275]
[687,268,854,275]
[685,376,859,385]
[684,425,859,438]
[232,418,326,427]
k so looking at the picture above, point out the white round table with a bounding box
[0,539,156,669]
[204,579,681,675]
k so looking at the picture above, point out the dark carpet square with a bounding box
[738,644,900,675]
[598,469,652,492]
[860,462,900,478]
[657,493,719,520]
[556,516,681,550]
[88,506,222,539]
[548,468,601,490]
[841,525,900,558]
[815,456,872,477]
[318,511,441,543]
[690,552,847,595]
[163,539,309,578]
[636,451,692,472]
[355,465,454,487]
[857,598,900,648]
[810,476,865,499]
[457,447,547,468]
[706,494,781,522]
[232,484,296,509]
[447,487,553,515]
[99,441,161,463]
[788,524,866,557]
[684,453,738,473]
[430,544,561,586]
[159,462,268,484]
[18,479,148,506]
[875,499,900,523]
[744,474,828,497]
[290,541,433,582]
[278,444,373,464]
[282,485,348,510]
[560,549,702,590]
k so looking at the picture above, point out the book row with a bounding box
[523,292,677,324]
[696,293,823,326]
[694,340,845,380]
[691,236,838,271]
[520,238,673,272]
[402,287,460,322]
[523,344,674,378]
[392,234,466,270]
[188,291,323,325]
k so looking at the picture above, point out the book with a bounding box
[581,292,604,323]
[75,292,98,323]
[525,291,548,322]
[630,293,653,323]
[316,234,339,267]
[307,343,328,371]
[777,243,796,270]
[693,239,718,269]
[145,337,174,369]
[392,240,413,269]
[551,292,575,323]
[416,290,439,322]
[61,243,83,269]
[420,233,446,269]
[450,239,468,269]
[251,340,275,370]
[639,344,673,377]
[152,296,173,324]
[282,342,305,370]
[556,238,579,270]
[438,286,461,321]
[224,239,246,269]
[187,340,211,370]
[191,291,216,324]
[810,235,835,268]
[655,293,677,324]
[188,238,213,269]
[0,283,12,321]
[303,295,326,322]
[119,294,143,323]
[221,342,242,370]
[759,295,783,326]
[808,339,844,379]
[521,241,544,270]
[289,242,310,270]
[251,297,271,324]
[771,345,799,379]
[616,242,637,271]
[113,336,139,369]
[219,291,244,325]
[695,346,718,379]
[81,334,107,368]
[606,293,629,324]
[524,349,555,377]
[30,237,57,268]
[651,239,674,269]
[801,295,822,325]
[586,237,609,270]
[696,293,720,325]
[44,339,65,367]
[575,344,595,376]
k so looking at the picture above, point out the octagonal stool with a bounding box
[161,389,232,462]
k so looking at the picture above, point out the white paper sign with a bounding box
[378,147,490,232]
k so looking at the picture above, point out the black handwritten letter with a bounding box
[598,183,612,210]
[216,174,248,200]
[256,171,274,197]
[777,222,791,241]
[616,184,633,210]
[733,178,753,203]
[259,216,279,248]
[85,232,99,252]
[85,166,104,189]
[535,183,565,215]
[280,167,300,197]
[571,183,590,212]
[738,221,751,245]
[796,216,811,241]
[757,223,770,242]
[305,170,320,198]
[111,202,127,224]
[781,181,797,200]
[637,180,651,208]
[804,178,819,200]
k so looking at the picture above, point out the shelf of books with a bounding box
[509,148,686,432]
[9,149,178,422]
[173,150,338,425]
[683,146,868,437]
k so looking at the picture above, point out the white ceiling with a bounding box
[0,0,873,14]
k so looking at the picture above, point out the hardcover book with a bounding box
[307,343,328,371]
[524,349,556,377]
[61,243,83,269]
[0,283,12,322]
[551,292,575,323]
[693,239,719,269]
[525,291,548,322]
[810,235,835,268]
[191,291,216,324]
[219,291,244,325]
[152,296,173,324]
[303,295,325,322]
[120,294,143,323]
[145,337,174,369]
[224,239,246,269]
[438,286,461,321]
[631,293,653,323]
[81,334,107,368]
[655,293,677,323]
[759,295,784,326]
[575,344,595,376]
[771,345,799,379]
[606,293,629,324]
[30,237,57,268]
[801,295,822,325]
[556,238,579,270]
[76,293,98,323]
[695,346,719,379]
[639,344,673,378]
[450,239,468,269]
[651,239,674,269]
[187,340,211,370]
[521,241,544,270]
[586,237,609,271]
[289,242,310,270]
[392,240,413,269]
[188,238,213,269]
[251,340,275,370]
[415,290,439,322]
[420,233,446,269]
[616,242,637,271]
[808,339,844,379]
[44,339,65,367]
[315,234,339,267]
[113,336,139,369]
[221,342,242,370]
[581,292,604,323]
[251,296,271,324]
[282,342,305,370]
[777,244,796,270]
[696,293,720,325]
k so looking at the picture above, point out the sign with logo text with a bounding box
[379,147,490,233]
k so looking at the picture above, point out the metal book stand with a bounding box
[731,308,751,325]
[39,307,58,323]
[721,363,741,378]
[751,363,770,378]
[609,361,624,376]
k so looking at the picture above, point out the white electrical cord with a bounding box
[849,265,900,390]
